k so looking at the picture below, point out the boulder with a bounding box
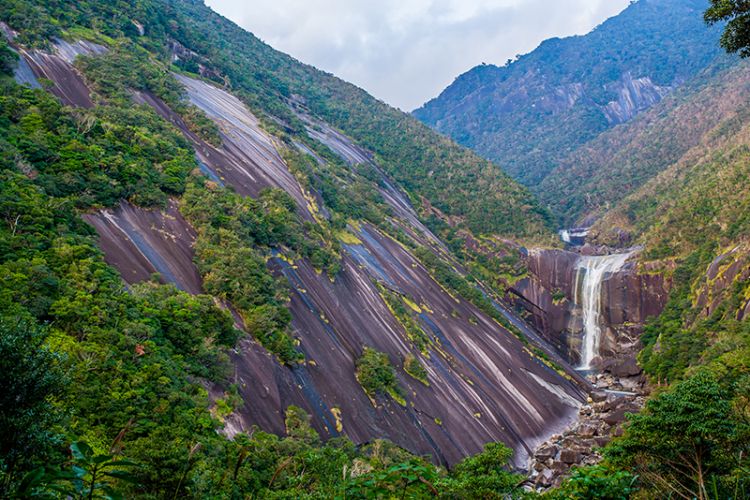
[560,449,581,464]
[535,468,555,487]
[604,357,642,377]
[595,436,611,447]
[551,461,569,474]
[591,390,608,402]
[578,422,599,438]
[535,444,558,460]
[603,405,639,426]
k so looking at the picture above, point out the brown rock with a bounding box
[603,406,638,426]
[536,468,555,487]
[535,444,558,460]
[595,436,610,447]
[551,461,569,474]
[578,422,599,438]
[560,449,580,464]
[604,357,642,377]
[591,390,607,402]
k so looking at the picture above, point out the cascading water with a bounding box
[574,252,633,370]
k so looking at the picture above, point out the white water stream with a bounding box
[574,252,633,370]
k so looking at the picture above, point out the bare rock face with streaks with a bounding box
[22,45,588,467]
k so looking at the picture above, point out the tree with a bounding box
[0,39,15,75]
[0,317,66,496]
[705,0,750,56]
[546,465,637,500]
[606,371,747,499]
[437,442,524,499]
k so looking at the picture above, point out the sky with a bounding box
[205,0,631,111]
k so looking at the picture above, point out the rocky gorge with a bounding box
[512,233,670,488]
[510,243,671,377]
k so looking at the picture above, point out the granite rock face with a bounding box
[602,72,671,125]
[511,248,671,372]
[18,50,587,466]
[694,243,750,320]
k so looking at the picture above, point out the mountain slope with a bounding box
[570,60,750,477]
[414,0,723,190]
[540,55,746,224]
[0,1,586,494]
[161,0,554,238]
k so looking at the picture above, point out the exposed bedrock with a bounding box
[511,248,671,375]
[11,37,106,108]
[694,243,750,321]
[74,68,588,466]
[86,199,587,466]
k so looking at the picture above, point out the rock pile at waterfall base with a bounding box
[525,375,647,490]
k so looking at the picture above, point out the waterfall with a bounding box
[575,252,633,370]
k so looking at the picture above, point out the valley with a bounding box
[0,0,748,498]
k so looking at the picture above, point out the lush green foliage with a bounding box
[0,37,15,74]
[180,176,346,363]
[0,68,533,499]
[546,465,637,500]
[0,78,195,208]
[436,442,524,498]
[706,0,750,57]
[403,354,429,386]
[355,347,403,402]
[0,81,231,496]
[77,41,221,145]
[0,319,65,496]
[607,371,749,499]
[0,0,552,239]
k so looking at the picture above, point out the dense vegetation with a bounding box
[706,0,750,57]
[1,0,748,498]
[415,0,723,205]
[538,55,745,225]
[355,347,404,404]
[0,30,536,499]
[0,0,551,239]
[0,1,554,497]
[159,0,552,238]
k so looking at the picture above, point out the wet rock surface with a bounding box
[511,247,670,373]
[525,373,647,490]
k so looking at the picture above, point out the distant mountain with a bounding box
[414,0,724,192]
[540,54,742,224]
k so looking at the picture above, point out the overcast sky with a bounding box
[205,0,631,110]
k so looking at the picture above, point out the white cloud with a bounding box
[205,0,631,110]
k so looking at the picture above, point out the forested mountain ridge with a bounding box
[1,0,748,498]
[414,0,724,190]
[540,54,744,224]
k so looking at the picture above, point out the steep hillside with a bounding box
[585,72,750,381]
[0,0,586,497]
[414,0,723,189]
[540,55,746,224]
